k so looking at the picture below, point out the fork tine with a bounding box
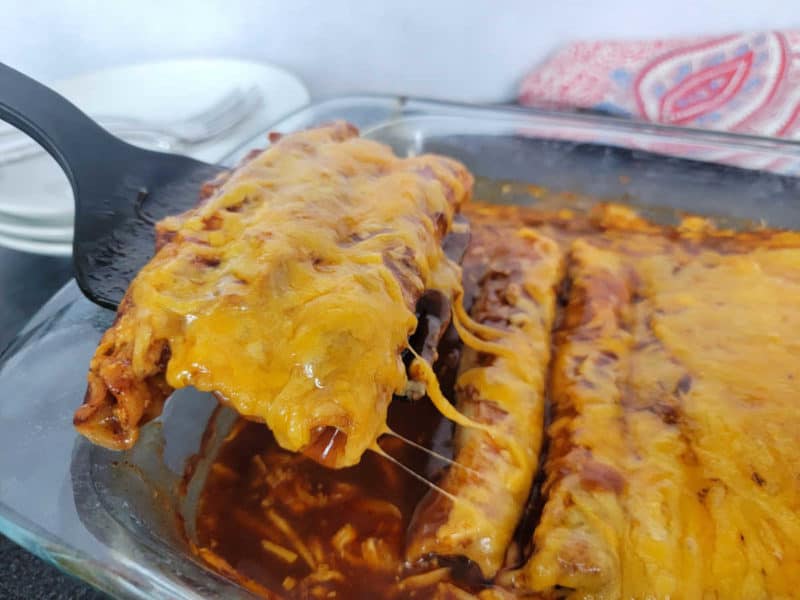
[199,87,262,138]
[204,87,261,126]
[194,95,249,138]
[183,88,246,126]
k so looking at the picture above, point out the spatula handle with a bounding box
[0,62,124,195]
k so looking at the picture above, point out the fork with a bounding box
[0,86,262,164]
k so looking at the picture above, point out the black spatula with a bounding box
[0,63,225,309]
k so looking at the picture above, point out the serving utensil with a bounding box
[0,86,262,165]
[0,63,225,310]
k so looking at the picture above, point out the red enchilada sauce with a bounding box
[190,397,490,598]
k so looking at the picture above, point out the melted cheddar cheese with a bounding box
[509,232,800,599]
[184,199,800,599]
[407,225,564,577]
[76,122,473,467]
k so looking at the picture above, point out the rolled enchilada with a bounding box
[407,222,564,578]
[75,122,473,468]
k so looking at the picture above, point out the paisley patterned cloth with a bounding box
[520,32,800,173]
[521,32,800,137]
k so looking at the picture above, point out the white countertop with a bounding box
[2,0,798,102]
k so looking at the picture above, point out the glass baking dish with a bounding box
[2,96,800,599]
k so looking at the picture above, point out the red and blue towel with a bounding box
[521,32,800,140]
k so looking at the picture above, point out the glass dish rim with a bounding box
[229,93,800,158]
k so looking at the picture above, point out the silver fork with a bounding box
[0,86,262,164]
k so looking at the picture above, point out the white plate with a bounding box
[0,214,73,242]
[0,58,309,226]
[0,230,71,256]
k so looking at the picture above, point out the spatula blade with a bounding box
[72,152,225,310]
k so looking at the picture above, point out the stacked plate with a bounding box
[0,160,73,255]
[0,59,309,256]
